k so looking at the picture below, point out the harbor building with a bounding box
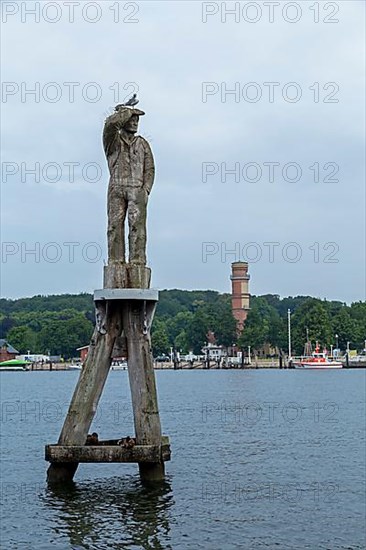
[0,339,19,363]
[230,262,250,334]
[77,345,89,362]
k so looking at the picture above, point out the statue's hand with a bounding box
[114,105,145,116]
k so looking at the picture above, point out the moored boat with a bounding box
[69,364,83,370]
[111,361,128,370]
[0,359,31,371]
[293,345,342,369]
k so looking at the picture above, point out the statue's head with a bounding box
[115,104,145,135]
[124,114,140,134]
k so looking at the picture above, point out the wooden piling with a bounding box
[122,299,165,481]
[47,304,122,483]
[46,264,168,484]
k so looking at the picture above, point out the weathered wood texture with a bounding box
[47,303,121,483]
[45,440,171,463]
[46,263,167,483]
[103,265,152,361]
[122,298,165,480]
[60,304,121,444]
[104,263,151,289]
[123,302,161,445]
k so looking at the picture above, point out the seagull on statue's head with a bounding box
[115,94,140,111]
[124,93,139,106]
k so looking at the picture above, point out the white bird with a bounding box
[123,94,139,107]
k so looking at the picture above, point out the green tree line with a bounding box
[0,292,365,358]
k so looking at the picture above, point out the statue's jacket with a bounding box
[103,109,155,194]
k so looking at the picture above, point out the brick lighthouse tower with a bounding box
[231,262,250,334]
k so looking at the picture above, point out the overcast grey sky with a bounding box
[1,1,365,302]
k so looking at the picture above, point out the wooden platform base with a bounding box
[46,264,169,484]
[46,437,171,464]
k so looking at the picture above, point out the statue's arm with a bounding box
[143,140,155,194]
[103,109,134,157]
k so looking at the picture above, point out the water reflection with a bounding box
[42,475,174,549]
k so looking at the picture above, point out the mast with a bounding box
[304,327,312,356]
[287,309,292,359]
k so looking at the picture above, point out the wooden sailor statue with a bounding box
[103,100,155,266]
[46,97,170,484]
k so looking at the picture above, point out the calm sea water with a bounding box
[0,369,365,550]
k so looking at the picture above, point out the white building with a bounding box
[18,354,50,363]
[201,343,226,360]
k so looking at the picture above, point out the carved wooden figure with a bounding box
[46,100,170,484]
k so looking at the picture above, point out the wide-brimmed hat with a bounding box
[115,104,145,116]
